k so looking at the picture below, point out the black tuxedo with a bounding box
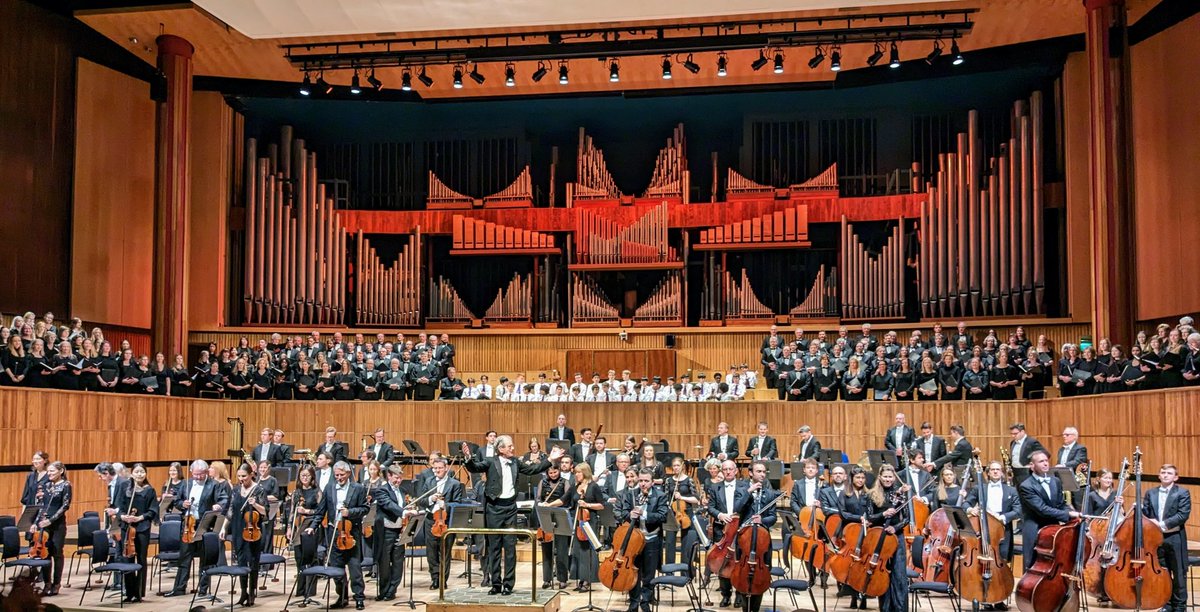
[745,435,778,460]
[708,434,739,460]
[933,437,973,470]
[788,478,827,515]
[1054,443,1088,471]
[615,487,670,610]
[796,436,822,461]
[603,470,631,502]
[368,441,396,468]
[883,425,916,453]
[569,442,597,465]
[960,481,1022,559]
[708,480,778,604]
[583,449,614,479]
[251,442,284,466]
[1017,473,1072,570]
[170,477,231,593]
[898,467,933,500]
[1143,485,1192,608]
[318,440,350,466]
[418,476,465,585]
[548,426,576,444]
[372,482,409,598]
[1008,435,1047,469]
[911,435,948,466]
[463,452,553,590]
[311,481,370,603]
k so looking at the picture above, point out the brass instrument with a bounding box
[1066,461,1089,507]
[999,447,1013,483]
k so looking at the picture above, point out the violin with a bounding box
[334,503,356,551]
[28,515,49,560]
[671,479,693,531]
[1083,458,1129,599]
[241,485,263,543]
[182,513,197,544]
[729,524,772,596]
[1016,467,1092,612]
[575,482,592,541]
[287,494,306,546]
[599,520,646,592]
[920,508,956,583]
[1100,448,1172,610]
[431,507,449,539]
[958,457,1015,605]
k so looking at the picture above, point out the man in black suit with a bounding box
[1008,422,1047,487]
[884,412,916,458]
[796,425,822,461]
[931,425,972,472]
[569,427,596,465]
[706,460,748,608]
[584,435,614,481]
[418,456,465,589]
[462,437,564,595]
[818,465,848,516]
[603,453,633,503]
[306,461,370,610]
[709,422,739,461]
[745,421,778,461]
[1053,427,1088,471]
[164,460,231,597]
[1017,450,1079,570]
[272,429,295,467]
[616,467,670,612]
[911,422,947,468]
[251,427,284,467]
[856,322,878,354]
[760,324,783,351]
[96,462,128,590]
[788,458,827,584]
[319,427,351,466]
[439,366,465,400]
[960,460,1022,561]
[374,464,417,601]
[549,414,575,445]
[898,450,934,505]
[1144,463,1192,611]
[725,461,780,612]
[408,351,440,401]
[368,428,396,469]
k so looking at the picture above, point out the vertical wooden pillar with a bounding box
[152,35,194,356]
[1084,0,1134,343]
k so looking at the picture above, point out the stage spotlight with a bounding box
[807,47,823,70]
[866,43,884,67]
[951,39,964,65]
[453,65,464,89]
[773,50,784,73]
[661,57,672,80]
[683,54,700,74]
[717,52,728,77]
[504,63,516,87]
[316,72,333,94]
[830,48,842,72]
[609,60,620,82]
[889,42,901,68]
[400,70,411,92]
[299,72,312,96]
[559,61,569,84]
[368,69,383,91]
[469,65,486,85]
[926,40,943,64]
[350,69,362,94]
[751,50,768,71]
[418,67,434,87]
[531,61,548,82]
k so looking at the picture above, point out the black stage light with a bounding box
[531,61,548,82]
[717,53,728,77]
[889,42,901,69]
[751,50,768,71]
[469,65,486,85]
[807,47,824,70]
[299,72,312,96]
[418,67,434,87]
[683,54,700,74]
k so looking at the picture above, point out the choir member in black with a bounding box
[305,461,369,609]
[617,467,670,612]
[812,355,840,401]
[409,351,439,401]
[775,346,796,400]
[869,360,894,401]
[2,335,28,386]
[439,366,465,399]
[226,358,252,399]
[21,451,49,508]
[294,361,317,400]
[223,463,269,607]
[783,365,811,402]
[760,337,781,394]
[1084,469,1121,516]
[912,357,937,401]
[381,358,407,400]
[333,358,358,401]
[865,465,908,611]
[961,357,989,399]
[198,361,225,398]
[463,438,562,595]
[165,459,230,597]
[357,359,381,400]
[419,457,463,589]
[1160,330,1187,388]
[77,340,101,391]
[1096,345,1128,394]
[315,358,335,400]
[272,358,295,400]
[988,351,1019,399]
[1057,344,1083,397]
[289,466,321,602]
[535,463,571,590]
[255,460,281,548]
[147,352,170,396]
[31,461,71,596]
[113,348,137,393]
[47,342,80,390]
[959,461,1021,563]
[934,351,962,400]
[28,339,53,388]
[169,354,192,397]
[251,357,274,399]
[1017,450,1080,571]
[115,463,158,602]
[1143,463,1191,611]
[892,358,915,401]
[662,457,702,566]
[572,464,605,591]
[1182,333,1200,387]
[841,358,867,401]
[373,465,416,601]
[1073,346,1102,395]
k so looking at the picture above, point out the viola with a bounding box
[576,506,591,542]
[182,513,198,544]
[789,505,828,569]
[920,508,956,583]
[1083,458,1129,599]
[672,498,692,531]
[240,484,263,543]
[335,503,356,551]
[598,521,645,592]
[123,509,139,558]
[430,507,449,539]
[729,524,772,596]
[958,458,1014,605]
[1100,449,1171,610]
[28,529,49,560]
[1016,467,1092,612]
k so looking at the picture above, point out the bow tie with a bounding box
[1036,477,1051,484]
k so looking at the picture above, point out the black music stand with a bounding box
[866,450,899,471]
[1011,467,1032,488]
[657,452,685,471]
[816,449,844,469]
[395,514,426,609]
[403,440,426,456]
[1050,467,1083,497]
[450,505,485,585]
[595,506,616,549]
[517,472,537,500]
[763,460,784,488]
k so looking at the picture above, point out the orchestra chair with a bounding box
[650,543,703,611]
[189,532,249,612]
[2,526,50,588]
[1189,555,1199,608]
[906,535,961,612]
[284,559,346,611]
[65,514,101,586]
[151,520,183,594]
[78,529,140,608]
[767,577,819,612]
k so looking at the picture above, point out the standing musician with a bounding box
[1084,469,1122,517]
[31,461,71,597]
[745,422,778,460]
[789,458,827,584]
[571,464,605,592]
[796,426,822,461]
[911,422,947,468]
[1144,463,1191,611]
[884,413,916,458]
[709,422,739,461]
[251,427,283,467]
[734,462,780,612]
[288,466,321,603]
[1016,450,1080,571]
[305,461,369,610]
[707,460,747,607]
[1054,427,1089,471]
[585,436,614,483]
[115,464,157,603]
[550,414,576,444]
[223,463,268,607]
[960,461,1022,563]
[462,437,564,595]
[420,456,464,590]
[662,457,702,566]
[866,464,908,612]
[21,451,49,509]
[930,425,973,472]
[898,450,934,503]
[834,466,872,608]
[319,427,351,466]
[368,428,396,469]
[570,428,596,465]
[615,467,669,612]
[164,459,229,598]
[1007,423,1046,487]
[374,465,419,602]
[536,463,571,590]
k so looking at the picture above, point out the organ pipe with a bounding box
[841,216,905,319]
[355,230,422,326]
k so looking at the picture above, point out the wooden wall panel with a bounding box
[3,385,1199,534]
[1060,52,1094,323]
[1131,13,1200,321]
[187,92,234,329]
[70,58,155,330]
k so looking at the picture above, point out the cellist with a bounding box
[865,464,908,612]
[960,461,1022,566]
[836,467,871,609]
[1143,463,1191,611]
[614,467,668,612]
[707,460,748,608]
[735,461,780,612]
[788,459,827,585]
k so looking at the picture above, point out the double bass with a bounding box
[1015,467,1091,612]
[1100,448,1172,610]
[958,457,1014,606]
[1083,458,1129,598]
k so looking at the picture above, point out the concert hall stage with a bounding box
[429,588,561,612]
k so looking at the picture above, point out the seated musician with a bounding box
[959,461,1022,567]
[1016,450,1080,571]
[614,467,669,612]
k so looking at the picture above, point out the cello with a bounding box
[1015,465,1091,612]
[729,523,772,597]
[788,504,828,569]
[920,508,956,583]
[957,457,1014,606]
[1100,448,1172,610]
[1083,458,1129,599]
[599,519,645,592]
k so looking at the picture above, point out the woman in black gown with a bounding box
[251,357,274,400]
[866,465,908,612]
[841,358,868,402]
[989,352,1019,400]
[893,357,915,402]
[936,352,964,400]
[33,461,72,596]
[1,335,28,387]
[961,357,990,400]
[838,468,871,608]
[225,463,269,607]
[116,463,159,602]
[570,464,605,592]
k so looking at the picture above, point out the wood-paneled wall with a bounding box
[190,321,1091,377]
[2,385,1197,534]
[187,92,236,329]
[71,58,155,330]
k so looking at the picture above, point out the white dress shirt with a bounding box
[723,481,737,516]
[499,458,516,499]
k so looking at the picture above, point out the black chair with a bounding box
[768,578,819,612]
[0,517,27,558]
[81,511,100,519]
[152,519,183,594]
[650,543,704,612]
[2,526,50,588]
[65,515,101,587]
[189,532,250,612]
[78,529,140,608]
[286,563,346,611]
[258,549,287,595]
[908,535,961,612]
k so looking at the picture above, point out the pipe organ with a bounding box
[575,202,678,266]
[696,205,810,250]
[570,273,620,327]
[451,215,558,255]
[428,166,534,210]
[427,277,474,324]
[354,230,422,326]
[482,273,532,325]
[918,94,1045,317]
[725,164,839,201]
[243,132,347,325]
[723,268,774,323]
[569,128,621,204]
[642,124,689,201]
[789,264,837,318]
[633,272,684,326]
[841,216,905,319]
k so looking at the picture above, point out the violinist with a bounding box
[615,468,669,612]
[224,463,268,607]
[254,460,280,547]
[163,462,186,501]
[1017,450,1080,571]
[32,461,71,597]
[1143,463,1191,611]
[662,457,702,566]
[960,461,1021,563]
[164,459,229,598]
[289,466,321,603]
[419,457,463,590]
[898,450,933,504]
[115,464,157,602]
[304,461,369,610]
[374,465,419,602]
[536,462,571,590]
[571,464,605,592]
[865,464,908,611]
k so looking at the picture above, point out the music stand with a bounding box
[449,505,485,586]
[395,514,426,609]
[545,439,571,454]
[866,450,899,471]
[762,460,784,488]
[816,449,844,468]
[943,507,977,537]
[15,506,39,532]
[1051,467,1082,498]
[403,440,426,456]
[517,472,538,499]
[1011,467,1033,488]
[657,452,685,471]
[595,506,616,546]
